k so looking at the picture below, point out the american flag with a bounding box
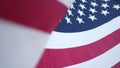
[38,0,120,68]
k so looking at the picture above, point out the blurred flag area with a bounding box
[0,0,74,68]
[0,0,120,68]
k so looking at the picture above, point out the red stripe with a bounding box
[0,0,67,33]
[37,29,120,68]
[112,62,120,68]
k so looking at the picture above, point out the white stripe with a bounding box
[46,16,120,49]
[58,0,75,8]
[0,19,49,68]
[64,43,120,68]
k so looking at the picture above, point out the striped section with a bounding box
[0,0,75,68]
[37,29,120,68]
[112,62,120,68]
[46,16,120,49]
[0,0,67,33]
[65,44,120,68]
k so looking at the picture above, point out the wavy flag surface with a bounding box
[0,0,74,68]
[37,0,120,68]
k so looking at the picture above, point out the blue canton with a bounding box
[55,0,120,32]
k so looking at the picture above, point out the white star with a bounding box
[79,4,86,10]
[76,16,84,24]
[89,8,97,14]
[65,16,72,24]
[68,10,73,16]
[103,0,110,2]
[101,3,109,9]
[91,2,98,7]
[81,0,87,3]
[77,9,85,16]
[71,5,75,9]
[113,4,120,10]
[88,15,97,21]
[101,10,109,16]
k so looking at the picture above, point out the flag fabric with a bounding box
[38,0,120,68]
[112,62,120,68]
[0,0,74,68]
